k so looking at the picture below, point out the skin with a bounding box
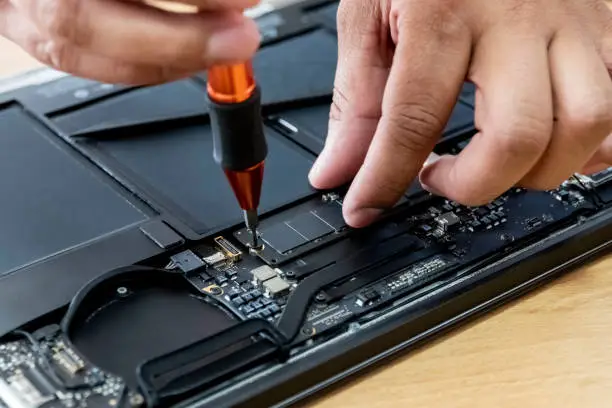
[309,0,612,227]
[0,0,261,83]
[1,0,612,228]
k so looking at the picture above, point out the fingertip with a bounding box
[308,155,327,189]
[342,205,383,229]
[206,14,260,63]
[418,154,452,192]
[419,155,500,206]
[308,141,362,190]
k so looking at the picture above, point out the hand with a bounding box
[0,0,260,84]
[309,0,612,227]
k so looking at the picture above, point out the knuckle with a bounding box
[337,0,373,33]
[20,34,45,60]
[48,41,75,72]
[565,95,612,136]
[337,0,383,42]
[491,116,551,158]
[395,0,468,41]
[384,102,444,154]
[33,40,76,72]
[36,0,83,42]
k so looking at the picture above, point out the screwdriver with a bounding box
[206,61,267,252]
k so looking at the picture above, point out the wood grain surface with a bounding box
[1,2,612,407]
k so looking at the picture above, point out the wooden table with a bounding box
[2,7,612,408]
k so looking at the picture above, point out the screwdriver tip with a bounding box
[243,209,263,253]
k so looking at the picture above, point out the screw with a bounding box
[130,394,144,406]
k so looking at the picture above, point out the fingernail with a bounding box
[419,180,444,197]
[308,159,321,186]
[308,149,330,186]
[207,21,259,62]
[345,207,384,228]
[419,160,444,196]
[423,152,441,168]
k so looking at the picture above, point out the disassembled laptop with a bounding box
[0,1,611,407]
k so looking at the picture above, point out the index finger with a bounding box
[341,4,471,227]
[144,0,259,11]
[18,0,260,69]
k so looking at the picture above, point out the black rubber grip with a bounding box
[207,86,268,171]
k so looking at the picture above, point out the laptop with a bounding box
[0,1,611,407]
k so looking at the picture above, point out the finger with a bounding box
[308,0,391,190]
[419,28,553,206]
[341,4,471,227]
[2,10,193,85]
[143,0,259,11]
[36,42,195,84]
[519,29,612,189]
[16,0,260,69]
[582,134,612,174]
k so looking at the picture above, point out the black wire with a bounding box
[116,383,130,408]
[11,329,91,391]
[12,329,39,348]
[12,329,65,388]
[571,175,604,207]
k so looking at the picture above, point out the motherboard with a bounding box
[2,163,606,408]
[175,176,595,346]
[0,326,143,408]
[1,1,612,406]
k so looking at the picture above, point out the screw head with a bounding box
[130,394,144,406]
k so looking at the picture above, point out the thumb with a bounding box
[308,0,392,189]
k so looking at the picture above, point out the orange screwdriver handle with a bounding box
[206,61,267,211]
[207,62,256,103]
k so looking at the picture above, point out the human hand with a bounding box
[308,0,612,227]
[0,0,260,84]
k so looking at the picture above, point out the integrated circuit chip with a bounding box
[286,212,334,241]
[259,222,308,254]
[263,277,291,297]
[251,265,277,283]
[310,204,346,232]
[260,211,339,254]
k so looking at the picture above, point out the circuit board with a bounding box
[2,1,612,406]
[0,167,605,407]
[0,326,143,408]
[169,173,596,346]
